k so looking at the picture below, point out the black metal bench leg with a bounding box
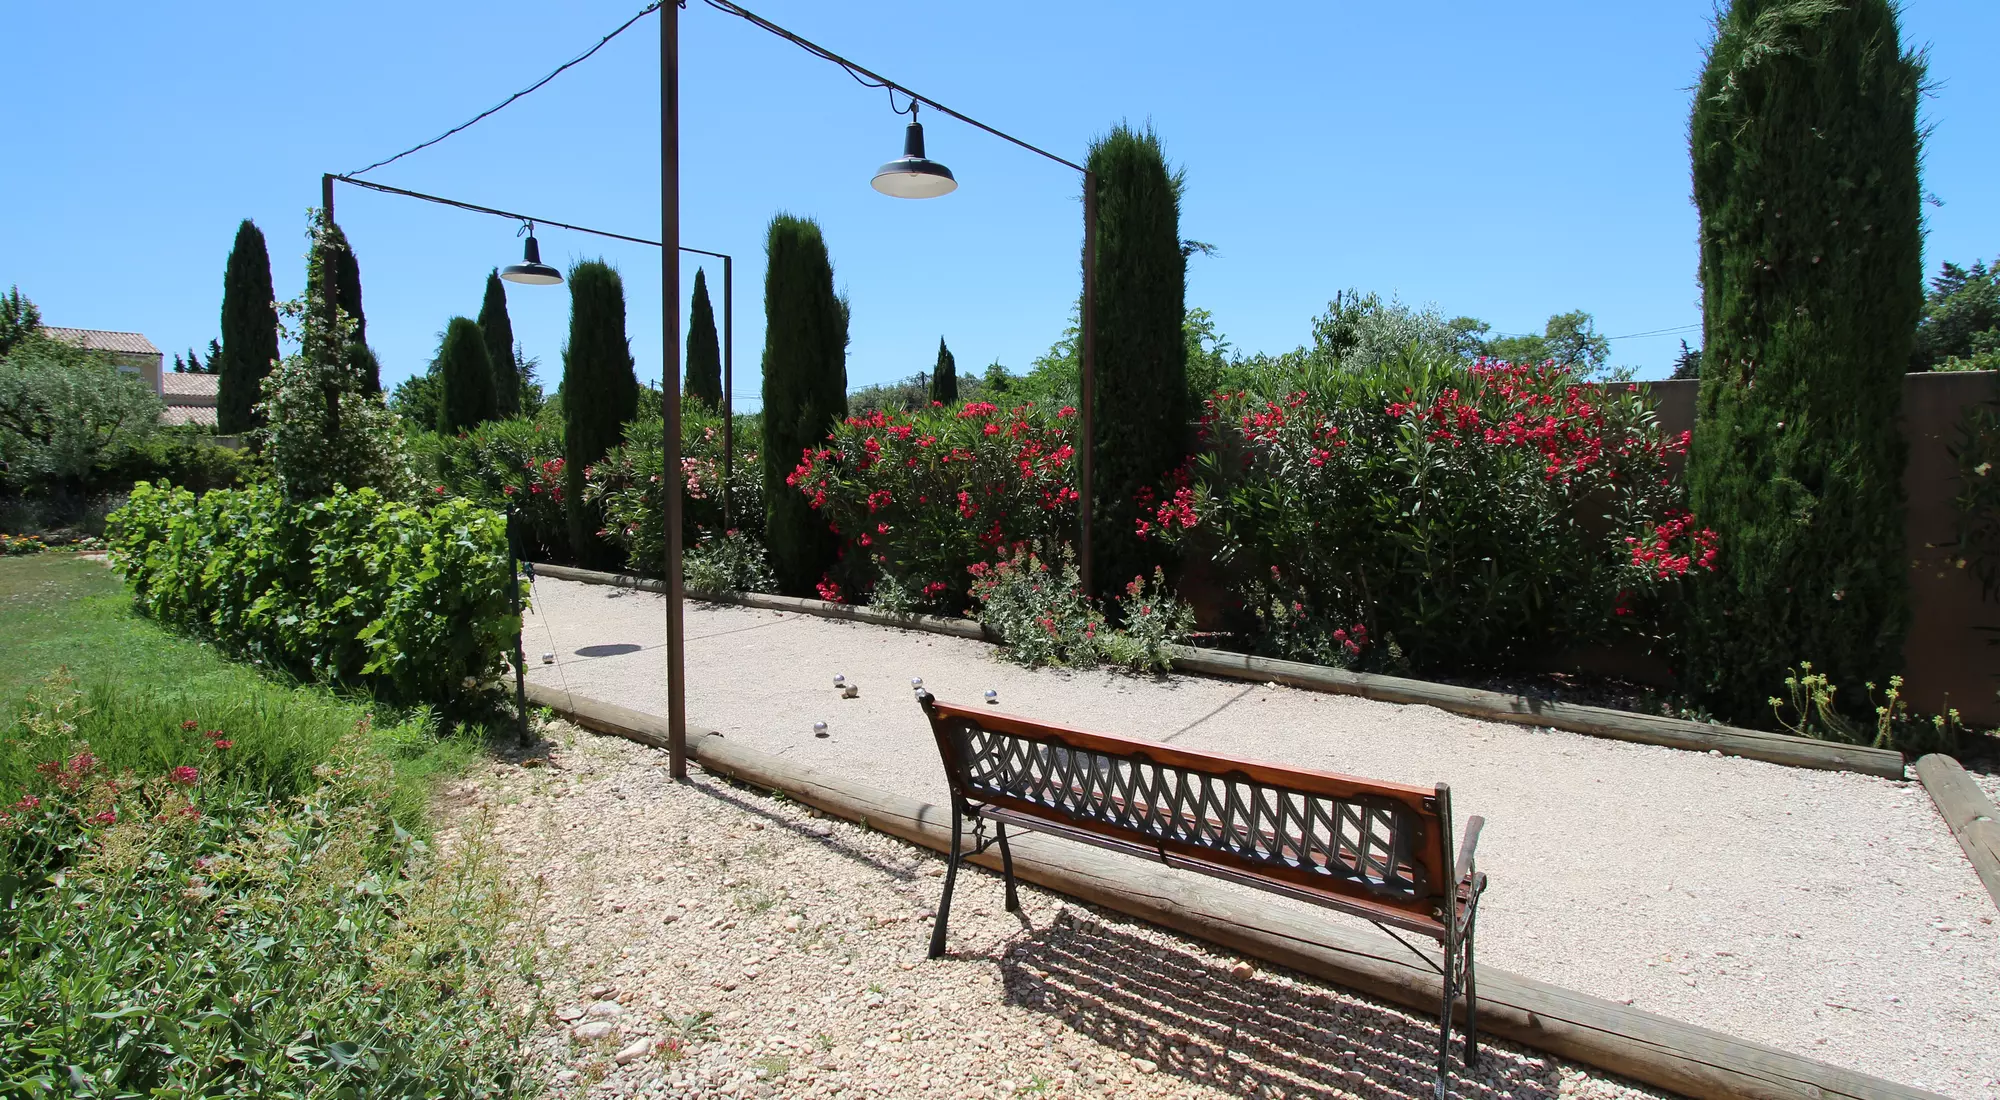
[1435,934,1457,1100]
[1463,906,1479,1069]
[995,821,1020,912]
[928,808,964,959]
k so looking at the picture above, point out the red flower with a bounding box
[180,719,199,731]
[169,766,200,787]
[211,739,234,751]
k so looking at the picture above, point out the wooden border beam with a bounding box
[1915,753,2000,911]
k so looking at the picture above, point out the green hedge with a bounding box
[108,483,520,713]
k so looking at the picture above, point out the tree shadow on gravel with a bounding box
[1000,910,1564,1100]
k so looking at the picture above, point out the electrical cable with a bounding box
[348,2,664,177]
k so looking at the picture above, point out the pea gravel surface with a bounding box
[448,719,1675,1099]
[522,575,2000,1099]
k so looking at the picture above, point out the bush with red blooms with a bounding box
[1174,355,1717,671]
[788,400,1079,613]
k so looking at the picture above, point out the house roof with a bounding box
[160,404,219,428]
[160,373,220,401]
[41,327,162,357]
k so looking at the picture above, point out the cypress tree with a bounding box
[436,317,497,434]
[685,267,723,407]
[478,270,521,417]
[309,222,378,394]
[217,219,279,436]
[1086,123,1190,598]
[1684,0,1924,722]
[931,337,958,404]
[760,214,848,596]
[563,260,640,569]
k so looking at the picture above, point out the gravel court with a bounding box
[455,719,1673,1099]
[522,575,2000,1098]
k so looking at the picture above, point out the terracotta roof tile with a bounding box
[40,327,162,356]
[160,373,220,399]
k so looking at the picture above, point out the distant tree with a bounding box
[1684,0,1924,724]
[760,214,847,596]
[204,339,224,375]
[1484,310,1612,375]
[389,370,441,430]
[931,338,957,404]
[1087,122,1189,598]
[0,339,162,494]
[0,286,43,358]
[685,267,723,407]
[1912,258,2000,371]
[218,220,279,436]
[563,260,640,569]
[1671,339,1702,380]
[981,360,1012,397]
[477,270,521,417]
[436,317,498,434]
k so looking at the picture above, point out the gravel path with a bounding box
[446,720,1674,1099]
[522,576,2000,1099]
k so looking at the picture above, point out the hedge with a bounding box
[108,482,520,713]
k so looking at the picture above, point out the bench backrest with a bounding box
[918,694,1455,932]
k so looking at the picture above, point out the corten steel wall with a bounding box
[1642,371,1999,726]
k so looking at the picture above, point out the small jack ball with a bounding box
[541,653,555,665]
[984,689,999,703]
[833,674,845,686]
[910,677,923,689]
[812,721,828,736]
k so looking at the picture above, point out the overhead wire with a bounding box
[347,2,664,177]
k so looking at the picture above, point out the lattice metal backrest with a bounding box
[935,713,1433,902]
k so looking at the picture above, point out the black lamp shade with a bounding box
[501,234,563,285]
[871,120,957,199]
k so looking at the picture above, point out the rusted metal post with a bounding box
[721,252,734,530]
[662,0,687,779]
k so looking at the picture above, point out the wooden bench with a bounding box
[917,691,1487,1099]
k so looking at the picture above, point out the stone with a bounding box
[1134,1057,1158,1074]
[572,1020,615,1041]
[556,1005,585,1022]
[586,1000,624,1018]
[613,1037,654,1064]
[804,822,833,838]
[586,984,615,999]
[1230,962,1255,981]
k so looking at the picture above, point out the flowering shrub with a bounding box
[789,401,1079,613]
[108,482,520,712]
[584,401,765,582]
[1767,661,1963,754]
[1,532,47,555]
[0,678,529,1095]
[411,413,571,562]
[967,546,1103,668]
[1097,567,1197,672]
[1178,355,1717,671]
[684,529,777,595]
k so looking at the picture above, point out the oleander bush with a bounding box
[107,482,520,713]
[1174,354,1715,672]
[583,399,765,581]
[0,674,530,1097]
[411,413,571,562]
[787,400,1079,611]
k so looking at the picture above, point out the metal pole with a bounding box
[1078,170,1098,599]
[507,508,531,749]
[721,253,734,531]
[662,0,687,779]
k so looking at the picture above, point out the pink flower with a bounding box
[169,766,200,787]
[90,810,117,826]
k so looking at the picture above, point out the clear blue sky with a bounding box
[5,1,1997,403]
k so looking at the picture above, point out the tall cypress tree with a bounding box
[761,214,848,596]
[1684,0,1924,722]
[931,337,958,404]
[563,260,640,569]
[685,267,723,407]
[1087,123,1189,598]
[217,219,279,436]
[309,222,378,394]
[436,317,498,433]
[478,270,521,417]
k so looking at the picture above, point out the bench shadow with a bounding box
[575,643,644,658]
[999,911,1556,1100]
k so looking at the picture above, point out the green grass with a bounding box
[0,555,476,825]
[0,555,533,1097]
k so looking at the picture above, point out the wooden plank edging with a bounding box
[524,681,1945,1100]
[526,562,1907,779]
[1914,753,2000,911]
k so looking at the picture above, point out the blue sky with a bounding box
[5,1,1996,403]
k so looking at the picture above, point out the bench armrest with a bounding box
[1455,815,1484,886]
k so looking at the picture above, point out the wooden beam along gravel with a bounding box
[524,681,1947,1100]
[1915,753,2000,912]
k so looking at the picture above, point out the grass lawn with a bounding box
[0,554,535,1096]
